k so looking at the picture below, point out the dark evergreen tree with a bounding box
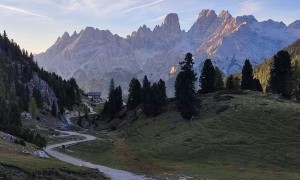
[226,75,235,90]
[233,77,241,90]
[214,66,224,90]
[127,78,142,110]
[102,80,123,119]
[158,79,167,101]
[200,59,215,93]
[175,53,198,120]
[269,51,292,98]
[114,86,123,113]
[51,103,57,117]
[252,78,263,92]
[142,75,151,115]
[241,59,254,90]
[33,87,43,108]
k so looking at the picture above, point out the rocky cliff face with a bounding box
[27,73,58,112]
[35,9,300,97]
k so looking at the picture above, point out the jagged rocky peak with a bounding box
[236,15,258,24]
[218,10,232,19]
[162,13,181,32]
[62,32,70,39]
[71,31,78,37]
[198,9,217,19]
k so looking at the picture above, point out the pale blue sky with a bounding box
[0,0,299,54]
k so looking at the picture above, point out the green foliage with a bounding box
[0,98,22,135]
[33,88,43,108]
[0,68,6,98]
[20,128,47,148]
[175,53,198,120]
[51,103,57,117]
[143,79,167,116]
[142,75,151,115]
[19,139,26,146]
[214,66,224,90]
[225,75,234,90]
[103,79,123,120]
[200,59,215,93]
[252,78,263,92]
[234,76,241,90]
[33,133,47,148]
[127,78,142,110]
[269,51,292,98]
[241,59,254,90]
[29,97,37,119]
[38,69,81,110]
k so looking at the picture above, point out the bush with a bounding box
[14,139,20,145]
[19,139,26,146]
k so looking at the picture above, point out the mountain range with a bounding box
[35,9,300,97]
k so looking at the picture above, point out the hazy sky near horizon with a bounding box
[0,0,299,54]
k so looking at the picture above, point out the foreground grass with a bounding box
[0,132,108,180]
[63,91,300,179]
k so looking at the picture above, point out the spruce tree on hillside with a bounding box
[175,53,197,120]
[142,75,151,115]
[234,76,241,90]
[252,78,263,92]
[51,103,57,117]
[226,75,235,90]
[29,97,37,119]
[114,86,123,113]
[158,79,167,101]
[33,88,43,108]
[127,78,142,110]
[200,59,215,93]
[214,66,224,90]
[269,50,292,98]
[103,80,123,119]
[241,59,254,90]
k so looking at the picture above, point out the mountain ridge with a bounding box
[35,9,300,97]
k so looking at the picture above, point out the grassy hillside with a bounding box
[0,131,108,180]
[253,39,300,91]
[62,91,300,179]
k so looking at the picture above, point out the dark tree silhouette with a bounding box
[200,59,215,93]
[241,59,254,90]
[127,78,142,110]
[175,53,198,120]
[269,51,292,98]
[226,75,235,90]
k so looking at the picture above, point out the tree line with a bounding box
[0,30,81,148]
[99,48,298,122]
[100,76,167,121]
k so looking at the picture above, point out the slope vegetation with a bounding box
[253,39,300,90]
[0,131,107,179]
[62,91,300,179]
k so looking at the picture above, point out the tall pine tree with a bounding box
[200,59,215,93]
[226,75,235,90]
[127,78,142,110]
[142,75,151,115]
[269,51,292,98]
[175,53,198,120]
[214,66,224,90]
[241,59,254,90]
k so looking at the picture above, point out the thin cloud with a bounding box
[239,0,262,14]
[0,4,50,19]
[123,0,164,13]
[147,15,166,23]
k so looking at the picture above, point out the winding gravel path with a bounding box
[44,103,152,180]
[45,131,151,180]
